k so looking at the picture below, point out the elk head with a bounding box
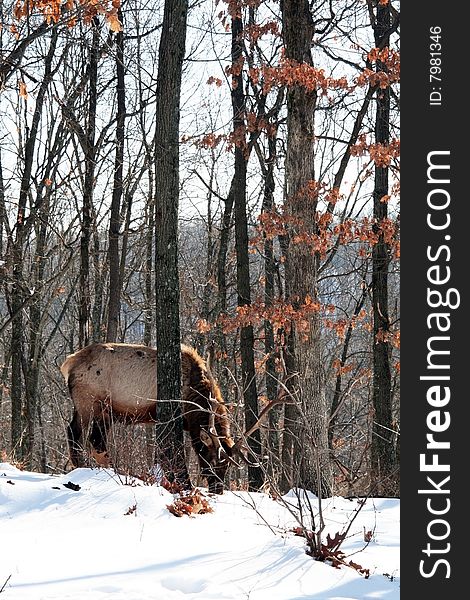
[199,395,288,489]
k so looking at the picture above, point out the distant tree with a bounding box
[0,0,399,492]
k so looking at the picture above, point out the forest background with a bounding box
[0,0,400,499]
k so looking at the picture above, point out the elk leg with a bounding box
[193,439,225,494]
[89,418,111,467]
[206,459,228,494]
[67,410,85,468]
[206,473,224,495]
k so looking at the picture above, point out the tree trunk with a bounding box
[153,0,190,487]
[281,0,333,497]
[79,21,99,348]
[370,1,397,494]
[118,186,134,337]
[231,13,263,491]
[106,9,126,343]
[144,176,155,347]
[0,150,5,259]
[91,217,106,342]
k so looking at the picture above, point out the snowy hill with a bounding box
[0,463,399,599]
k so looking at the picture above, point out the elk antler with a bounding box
[200,395,241,468]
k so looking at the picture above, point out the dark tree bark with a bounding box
[10,260,24,460]
[91,220,106,342]
[231,12,263,491]
[117,185,134,336]
[153,0,190,488]
[0,150,5,260]
[281,0,333,497]
[144,170,155,347]
[106,9,126,343]
[79,21,100,348]
[370,1,398,493]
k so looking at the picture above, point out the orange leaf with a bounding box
[107,14,122,32]
[19,81,28,99]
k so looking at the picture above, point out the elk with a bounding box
[60,342,253,493]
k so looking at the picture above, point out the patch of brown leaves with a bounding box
[167,490,214,518]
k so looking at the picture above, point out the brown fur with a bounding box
[61,343,234,492]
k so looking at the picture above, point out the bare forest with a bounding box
[0,0,400,498]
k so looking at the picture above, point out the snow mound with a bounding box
[0,463,399,599]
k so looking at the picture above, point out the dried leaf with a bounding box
[167,490,213,518]
[19,81,28,99]
[349,560,370,578]
[107,14,122,32]
[325,531,346,551]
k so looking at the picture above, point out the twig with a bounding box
[0,574,12,594]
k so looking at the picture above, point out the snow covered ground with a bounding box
[0,463,399,599]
